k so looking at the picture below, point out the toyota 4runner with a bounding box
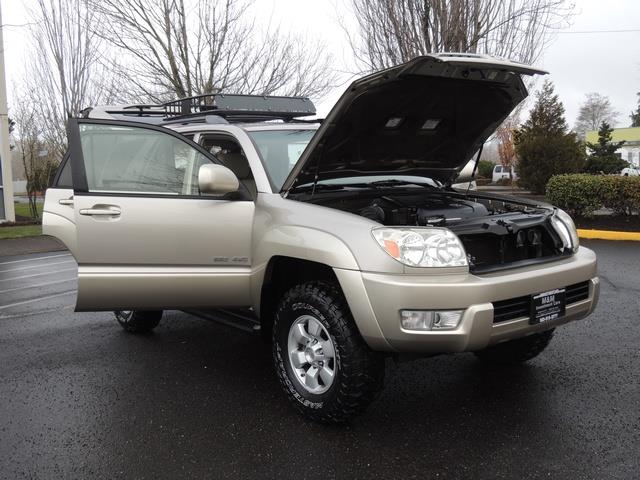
[43,54,599,423]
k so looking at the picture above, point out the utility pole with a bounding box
[0,2,15,222]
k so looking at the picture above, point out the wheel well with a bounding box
[259,256,340,340]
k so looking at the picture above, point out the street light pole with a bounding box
[0,2,15,223]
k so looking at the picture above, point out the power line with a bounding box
[557,28,640,34]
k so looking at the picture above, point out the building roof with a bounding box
[585,126,640,145]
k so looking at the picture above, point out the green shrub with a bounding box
[599,176,640,215]
[546,174,603,217]
[546,174,640,217]
[477,160,495,179]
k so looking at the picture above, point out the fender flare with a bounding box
[250,225,360,310]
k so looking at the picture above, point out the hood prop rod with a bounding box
[465,145,484,197]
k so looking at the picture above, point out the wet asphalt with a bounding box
[0,240,638,480]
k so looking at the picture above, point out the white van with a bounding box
[492,165,518,183]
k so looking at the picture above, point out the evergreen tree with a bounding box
[519,80,568,136]
[584,121,627,174]
[631,92,640,127]
[514,80,585,193]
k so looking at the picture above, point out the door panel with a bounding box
[68,119,254,311]
[73,195,252,266]
[42,188,77,254]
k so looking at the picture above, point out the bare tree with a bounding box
[11,88,59,219]
[90,0,336,102]
[574,92,619,138]
[24,0,120,157]
[496,116,519,181]
[342,0,574,72]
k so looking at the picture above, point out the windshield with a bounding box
[248,129,315,190]
[248,129,445,192]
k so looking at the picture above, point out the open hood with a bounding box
[282,53,546,192]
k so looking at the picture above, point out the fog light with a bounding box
[400,310,463,331]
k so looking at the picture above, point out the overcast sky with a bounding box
[2,0,639,127]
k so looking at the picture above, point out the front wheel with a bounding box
[273,281,385,424]
[474,328,555,365]
[114,310,162,334]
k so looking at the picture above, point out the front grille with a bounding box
[492,281,590,324]
[566,281,590,304]
[459,222,562,273]
[493,295,530,323]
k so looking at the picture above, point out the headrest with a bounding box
[217,152,251,179]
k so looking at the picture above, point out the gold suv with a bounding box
[43,54,598,423]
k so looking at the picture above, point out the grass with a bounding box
[0,224,42,239]
[14,201,43,219]
[1,201,44,239]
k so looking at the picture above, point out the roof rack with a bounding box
[93,93,317,125]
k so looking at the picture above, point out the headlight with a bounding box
[551,209,579,253]
[372,227,468,267]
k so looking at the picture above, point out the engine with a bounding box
[357,194,490,227]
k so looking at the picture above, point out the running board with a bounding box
[184,308,261,334]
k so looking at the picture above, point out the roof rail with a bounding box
[94,93,317,125]
[161,114,229,126]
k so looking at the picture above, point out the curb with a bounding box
[577,229,640,241]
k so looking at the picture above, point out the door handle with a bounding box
[79,206,121,217]
[59,197,74,206]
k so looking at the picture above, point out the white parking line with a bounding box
[0,290,76,310]
[0,267,77,283]
[0,259,76,273]
[0,253,71,266]
[0,277,77,295]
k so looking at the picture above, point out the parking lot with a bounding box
[0,240,638,479]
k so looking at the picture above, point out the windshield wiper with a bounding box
[290,183,349,193]
[368,179,437,189]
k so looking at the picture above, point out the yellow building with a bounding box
[585,127,640,167]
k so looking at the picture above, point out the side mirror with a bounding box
[454,159,477,184]
[198,164,239,195]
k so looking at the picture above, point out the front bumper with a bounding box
[335,247,599,353]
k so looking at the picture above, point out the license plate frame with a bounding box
[530,288,566,325]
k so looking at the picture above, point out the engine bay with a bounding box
[299,189,544,226]
[294,188,568,272]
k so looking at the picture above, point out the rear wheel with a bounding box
[114,310,162,334]
[272,281,385,424]
[474,328,555,365]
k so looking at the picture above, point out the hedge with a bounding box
[546,174,640,218]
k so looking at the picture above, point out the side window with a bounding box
[54,154,73,188]
[200,134,256,197]
[78,124,211,196]
[494,165,502,173]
